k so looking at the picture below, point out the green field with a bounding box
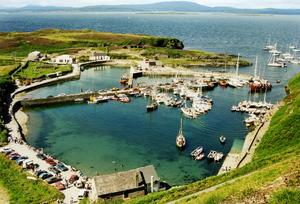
[0,29,250,68]
[0,154,64,203]
[128,73,300,204]
[14,62,72,80]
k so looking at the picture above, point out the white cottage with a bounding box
[52,55,74,65]
[89,52,110,61]
[27,51,42,62]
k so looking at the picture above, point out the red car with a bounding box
[55,182,66,190]
[45,158,57,166]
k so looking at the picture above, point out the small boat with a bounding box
[219,135,226,144]
[190,146,203,157]
[195,153,205,161]
[117,94,130,103]
[120,73,129,84]
[176,118,186,149]
[207,150,224,162]
[276,80,281,83]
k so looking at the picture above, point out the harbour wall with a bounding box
[20,89,134,107]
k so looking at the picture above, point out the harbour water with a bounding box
[2,12,300,185]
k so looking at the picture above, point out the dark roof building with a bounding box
[90,165,160,202]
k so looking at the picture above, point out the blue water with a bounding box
[2,12,300,185]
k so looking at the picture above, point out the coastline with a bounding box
[14,109,29,137]
[218,102,282,175]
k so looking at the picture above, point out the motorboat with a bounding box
[120,73,129,84]
[190,146,203,157]
[194,153,205,161]
[181,107,197,119]
[117,94,130,103]
[219,135,226,144]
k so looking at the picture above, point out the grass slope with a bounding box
[0,154,63,203]
[128,72,300,204]
[14,62,72,80]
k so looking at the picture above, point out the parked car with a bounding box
[48,166,61,174]
[55,182,66,190]
[10,153,21,160]
[36,170,47,177]
[3,149,14,155]
[5,150,16,156]
[46,176,62,184]
[1,148,13,154]
[45,158,57,166]
[16,156,28,165]
[36,153,47,160]
[39,172,53,180]
[56,162,68,172]
[7,152,18,158]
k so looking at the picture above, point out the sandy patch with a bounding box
[0,186,9,204]
[15,109,29,136]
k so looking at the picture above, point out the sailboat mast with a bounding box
[254,56,258,78]
[263,89,267,104]
[179,117,183,135]
[235,53,240,76]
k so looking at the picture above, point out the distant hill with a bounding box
[1,1,300,15]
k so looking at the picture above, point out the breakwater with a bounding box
[20,89,135,107]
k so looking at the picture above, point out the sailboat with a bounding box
[268,53,286,68]
[250,56,272,92]
[176,118,186,149]
[263,38,276,51]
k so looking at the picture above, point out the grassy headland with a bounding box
[0,29,250,69]
[128,73,300,204]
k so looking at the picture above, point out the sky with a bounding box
[1,0,300,9]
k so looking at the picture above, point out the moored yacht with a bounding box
[176,118,186,149]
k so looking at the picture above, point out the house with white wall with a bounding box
[89,52,110,61]
[52,55,74,65]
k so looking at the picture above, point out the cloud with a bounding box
[1,0,299,9]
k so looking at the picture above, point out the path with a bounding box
[167,172,253,204]
[0,186,9,204]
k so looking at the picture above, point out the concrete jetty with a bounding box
[20,88,137,107]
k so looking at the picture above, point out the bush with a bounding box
[0,129,8,146]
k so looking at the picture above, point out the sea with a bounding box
[1,12,299,185]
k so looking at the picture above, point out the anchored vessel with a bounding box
[176,118,186,149]
[250,57,272,92]
[190,146,205,160]
[219,135,226,144]
[120,73,129,84]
